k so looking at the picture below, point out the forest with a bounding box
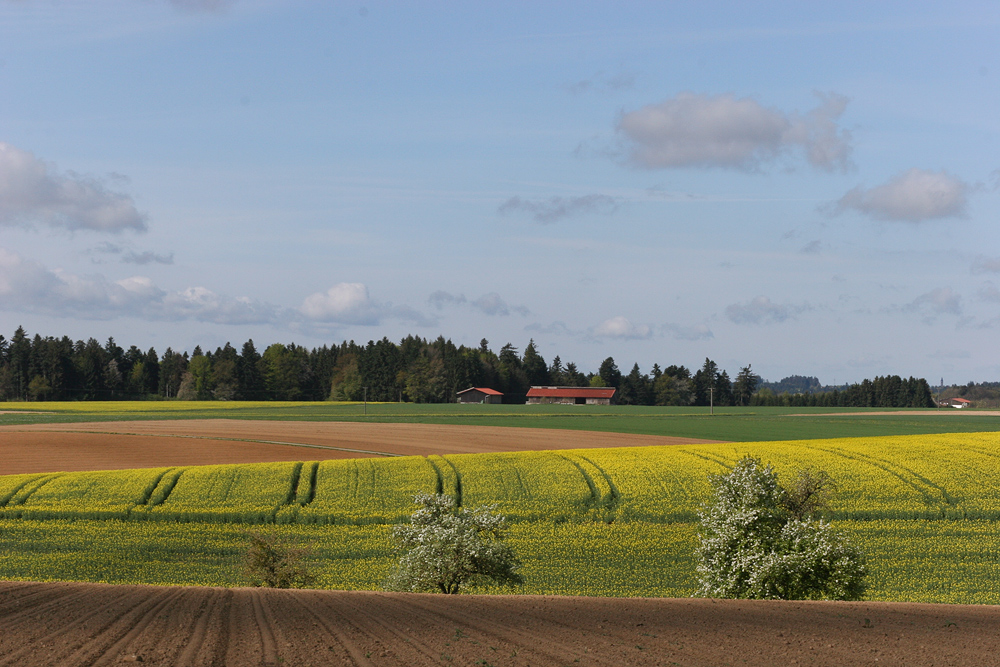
[0,326,934,408]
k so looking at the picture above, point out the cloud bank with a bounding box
[0,247,275,324]
[835,169,968,222]
[0,142,147,233]
[617,92,852,172]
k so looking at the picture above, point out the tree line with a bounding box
[0,326,933,407]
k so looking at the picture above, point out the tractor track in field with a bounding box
[2,581,999,666]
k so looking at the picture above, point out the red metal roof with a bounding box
[950,397,971,403]
[457,387,503,396]
[526,386,616,399]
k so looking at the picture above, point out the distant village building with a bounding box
[948,397,972,409]
[456,387,503,404]
[526,386,616,405]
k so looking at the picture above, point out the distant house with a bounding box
[526,386,616,405]
[948,397,972,409]
[456,387,503,404]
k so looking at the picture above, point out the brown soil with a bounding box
[0,581,996,667]
[0,420,722,475]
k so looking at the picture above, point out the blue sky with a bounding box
[1,1,998,384]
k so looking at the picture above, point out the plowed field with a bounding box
[0,420,722,474]
[0,581,996,667]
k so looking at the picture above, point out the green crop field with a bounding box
[0,431,999,603]
[3,401,1000,441]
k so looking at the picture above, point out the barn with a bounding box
[456,387,503,404]
[525,386,616,405]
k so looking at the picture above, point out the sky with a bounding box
[0,1,998,385]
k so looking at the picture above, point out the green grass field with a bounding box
[3,401,1000,441]
[1,430,999,603]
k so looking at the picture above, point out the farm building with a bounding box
[526,386,616,405]
[948,397,972,409]
[456,387,503,404]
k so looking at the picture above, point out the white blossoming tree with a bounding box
[385,493,524,594]
[696,456,867,600]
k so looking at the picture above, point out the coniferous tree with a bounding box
[597,357,621,388]
[522,339,549,387]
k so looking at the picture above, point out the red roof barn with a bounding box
[456,387,503,404]
[526,386,616,405]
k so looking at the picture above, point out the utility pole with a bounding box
[363,387,367,415]
[709,387,714,415]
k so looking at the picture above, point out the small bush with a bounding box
[695,456,866,600]
[243,529,316,589]
[385,493,524,594]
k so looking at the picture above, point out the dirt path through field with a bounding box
[0,581,996,666]
[0,420,724,474]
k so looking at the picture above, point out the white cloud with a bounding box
[617,91,852,171]
[300,283,380,325]
[300,284,437,327]
[834,169,968,222]
[0,142,147,233]
[591,316,652,340]
[160,287,278,325]
[725,296,811,325]
[498,194,620,224]
[0,247,277,324]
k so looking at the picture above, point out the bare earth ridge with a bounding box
[0,420,723,474]
[0,581,997,667]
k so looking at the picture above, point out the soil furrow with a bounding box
[376,593,596,666]
[172,588,218,666]
[290,591,376,667]
[0,580,81,615]
[0,586,98,638]
[2,582,1000,667]
[0,586,159,667]
[0,586,140,664]
[328,592,458,665]
[72,587,185,667]
[250,589,281,666]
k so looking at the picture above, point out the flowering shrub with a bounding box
[385,493,523,594]
[696,456,866,600]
